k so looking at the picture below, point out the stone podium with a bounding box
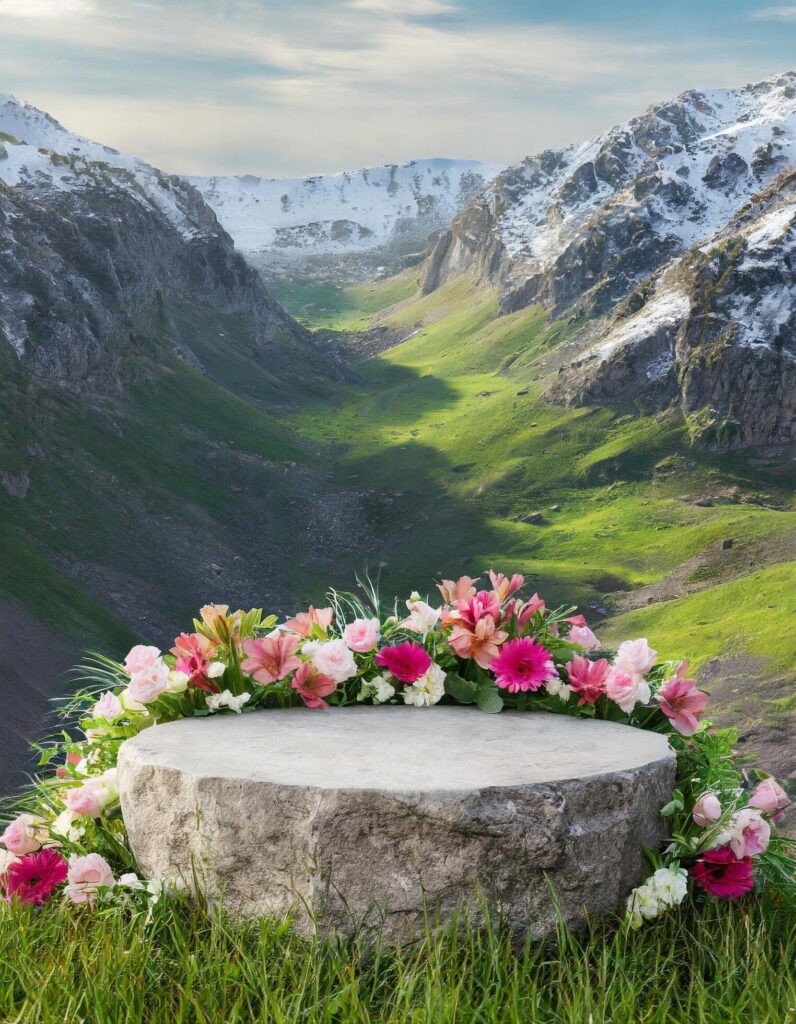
[117,707,675,938]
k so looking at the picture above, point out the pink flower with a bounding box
[1,813,46,855]
[566,655,610,705]
[692,792,722,827]
[284,606,333,637]
[127,667,168,705]
[690,845,754,900]
[64,781,108,819]
[491,637,557,694]
[567,624,601,651]
[171,632,218,693]
[66,853,115,906]
[123,644,162,677]
[487,571,524,602]
[749,778,790,817]
[375,641,432,683]
[312,639,358,682]
[614,638,658,678]
[516,594,546,626]
[241,633,301,685]
[728,808,770,859]
[449,616,508,669]
[56,751,83,780]
[4,849,68,906]
[657,664,709,736]
[605,668,651,713]
[343,617,380,652]
[291,663,337,709]
[92,691,123,721]
[437,575,478,604]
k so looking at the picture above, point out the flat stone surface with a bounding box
[118,707,675,938]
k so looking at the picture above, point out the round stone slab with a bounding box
[118,707,675,938]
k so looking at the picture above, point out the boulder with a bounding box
[118,707,675,938]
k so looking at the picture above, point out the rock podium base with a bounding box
[118,707,675,938]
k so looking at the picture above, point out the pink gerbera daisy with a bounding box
[491,637,557,693]
[4,849,68,905]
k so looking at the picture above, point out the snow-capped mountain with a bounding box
[0,94,325,392]
[421,72,796,319]
[548,168,796,447]
[190,159,504,276]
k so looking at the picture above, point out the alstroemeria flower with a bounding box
[657,663,709,736]
[284,605,334,637]
[449,616,508,669]
[242,633,301,685]
[291,663,337,709]
[437,575,478,604]
[487,571,525,603]
[171,632,218,693]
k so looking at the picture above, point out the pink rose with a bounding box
[64,781,108,819]
[692,792,722,827]
[1,813,46,855]
[605,668,651,713]
[312,639,358,683]
[66,853,115,905]
[614,638,657,678]
[567,624,601,651]
[343,617,380,653]
[728,808,771,859]
[749,778,790,817]
[123,645,163,677]
[92,691,123,721]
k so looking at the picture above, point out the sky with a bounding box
[1,0,795,178]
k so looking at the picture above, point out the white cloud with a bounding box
[0,0,94,16]
[347,0,457,14]
[751,5,796,18]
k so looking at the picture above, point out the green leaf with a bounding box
[475,683,504,714]
[444,673,478,704]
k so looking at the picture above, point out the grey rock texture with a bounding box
[118,707,675,939]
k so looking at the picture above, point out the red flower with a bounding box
[491,637,557,694]
[291,663,337,709]
[690,845,754,900]
[4,849,68,905]
[375,641,432,683]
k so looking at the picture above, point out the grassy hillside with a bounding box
[275,273,796,773]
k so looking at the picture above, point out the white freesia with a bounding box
[312,639,358,683]
[206,690,251,714]
[626,866,687,928]
[401,592,441,637]
[403,663,445,707]
[358,674,396,704]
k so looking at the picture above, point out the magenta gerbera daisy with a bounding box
[4,848,68,906]
[491,637,557,693]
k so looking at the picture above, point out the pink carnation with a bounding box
[343,617,380,653]
[375,642,432,683]
[690,845,754,900]
[566,655,610,705]
[4,849,68,906]
[657,663,709,736]
[66,853,115,906]
[491,637,557,694]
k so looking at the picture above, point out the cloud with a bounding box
[347,0,457,15]
[0,0,94,15]
[751,5,796,18]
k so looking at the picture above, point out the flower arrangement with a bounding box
[1,571,793,925]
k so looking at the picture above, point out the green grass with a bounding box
[270,272,418,331]
[1,896,793,1023]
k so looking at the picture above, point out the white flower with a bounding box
[358,674,396,704]
[206,690,251,714]
[48,809,86,845]
[403,663,445,707]
[400,593,441,637]
[544,676,572,702]
[626,867,687,927]
[165,670,189,693]
[119,687,147,714]
[206,662,226,680]
[312,639,357,683]
[301,639,321,658]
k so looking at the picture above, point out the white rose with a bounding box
[403,663,445,707]
[312,639,358,683]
